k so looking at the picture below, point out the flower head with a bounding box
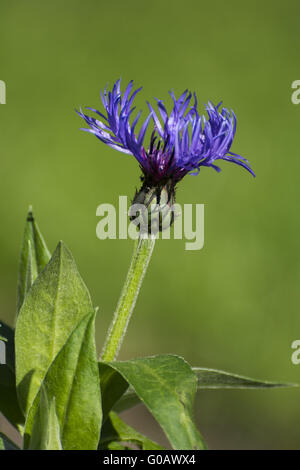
[77,79,254,185]
[77,79,254,231]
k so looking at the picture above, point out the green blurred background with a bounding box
[1,0,300,449]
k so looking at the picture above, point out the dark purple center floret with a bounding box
[77,79,255,188]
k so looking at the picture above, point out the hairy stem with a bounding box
[101,235,156,362]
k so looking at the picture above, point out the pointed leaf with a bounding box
[46,398,63,450]
[104,355,206,450]
[29,387,62,450]
[25,312,102,450]
[17,207,51,313]
[99,411,163,450]
[194,367,298,389]
[25,241,34,295]
[113,366,298,413]
[15,241,94,416]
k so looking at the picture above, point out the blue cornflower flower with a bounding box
[77,79,254,230]
[77,79,254,181]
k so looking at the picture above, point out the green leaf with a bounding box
[105,355,206,450]
[99,363,128,422]
[113,366,298,414]
[0,432,20,450]
[29,387,62,450]
[45,398,63,450]
[25,312,102,450]
[194,367,299,389]
[15,241,94,416]
[17,207,51,313]
[99,412,164,450]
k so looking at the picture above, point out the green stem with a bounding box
[101,235,156,362]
